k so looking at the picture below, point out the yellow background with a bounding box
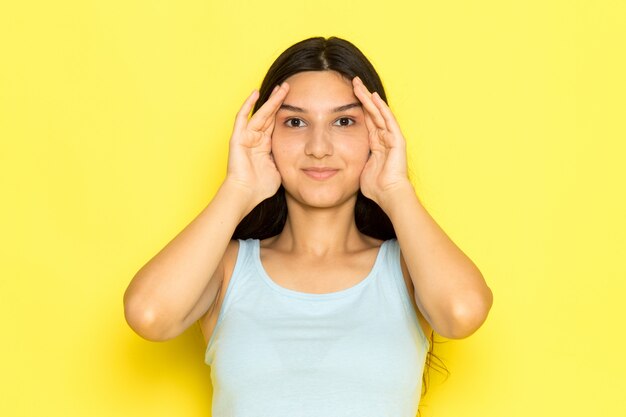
[1,1,624,416]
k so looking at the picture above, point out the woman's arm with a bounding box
[352,76,492,339]
[123,82,290,341]
[123,182,252,342]
[383,183,492,339]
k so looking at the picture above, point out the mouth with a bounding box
[302,168,339,180]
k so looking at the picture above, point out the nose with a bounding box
[304,126,333,158]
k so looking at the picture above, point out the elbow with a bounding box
[123,291,177,342]
[436,286,494,339]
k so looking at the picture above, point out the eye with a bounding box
[334,117,355,127]
[285,118,307,128]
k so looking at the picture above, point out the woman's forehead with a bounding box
[281,71,357,111]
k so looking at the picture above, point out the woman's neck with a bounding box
[271,195,365,256]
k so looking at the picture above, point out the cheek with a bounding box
[338,135,370,166]
[270,138,297,171]
[350,126,370,155]
[356,134,370,155]
[356,146,371,169]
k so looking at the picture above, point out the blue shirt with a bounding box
[205,238,429,417]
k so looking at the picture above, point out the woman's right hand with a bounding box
[224,82,290,212]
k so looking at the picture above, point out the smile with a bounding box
[302,168,339,180]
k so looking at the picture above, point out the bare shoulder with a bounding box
[198,239,241,345]
[399,250,433,339]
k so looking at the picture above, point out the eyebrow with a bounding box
[278,102,362,113]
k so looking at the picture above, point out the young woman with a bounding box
[124,36,493,416]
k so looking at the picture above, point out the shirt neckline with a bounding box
[253,239,388,300]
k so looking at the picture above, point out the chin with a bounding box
[288,188,358,210]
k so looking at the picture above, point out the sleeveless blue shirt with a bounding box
[205,238,430,417]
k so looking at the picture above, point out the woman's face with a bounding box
[271,70,370,208]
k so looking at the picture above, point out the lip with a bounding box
[302,167,339,180]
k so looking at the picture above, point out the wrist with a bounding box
[216,179,260,221]
[375,180,419,217]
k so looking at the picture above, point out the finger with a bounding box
[260,83,291,144]
[363,109,376,133]
[260,86,286,132]
[264,116,276,137]
[372,91,403,138]
[248,82,290,131]
[266,84,282,102]
[234,89,259,133]
[352,76,387,130]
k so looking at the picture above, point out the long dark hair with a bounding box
[232,36,394,241]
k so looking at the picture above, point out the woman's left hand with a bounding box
[352,76,411,207]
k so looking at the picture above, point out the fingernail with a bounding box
[272,85,280,94]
